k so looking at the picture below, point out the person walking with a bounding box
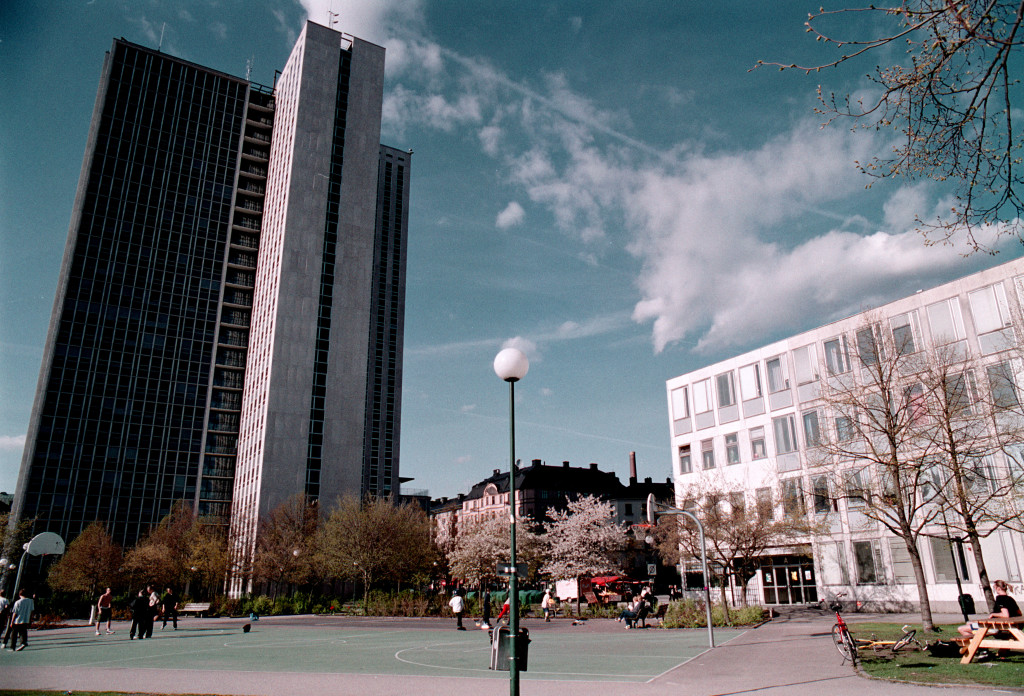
[8,588,34,651]
[161,587,178,630]
[448,589,466,631]
[129,590,149,639]
[0,590,10,648]
[95,587,114,635]
[542,589,555,622]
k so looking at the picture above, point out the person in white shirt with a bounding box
[448,590,466,631]
[9,588,34,651]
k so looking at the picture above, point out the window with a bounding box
[756,487,773,521]
[678,444,692,474]
[766,357,787,393]
[930,536,971,583]
[812,476,831,514]
[988,361,1019,409]
[701,439,715,469]
[969,283,1011,334]
[725,432,740,464]
[904,383,926,423]
[889,312,918,355]
[793,344,818,384]
[853,540,883,584]
[856,326,884,366]
[782,478,805,516]
[926,297,965,344]
[835,414,856,442]
[824,337,850,376]
[773,414,797,454]
[693,379,712,413]
[802,410,821,447]
[716,371,736,408]
[844,469,870,508]
[739,363,762,400]
[750,426,767,459]
[671,386,689,420]
[944,371,976,415]
[729,491,745,519]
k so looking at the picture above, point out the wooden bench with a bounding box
[179,602,212,617]
[960,616,1024,664]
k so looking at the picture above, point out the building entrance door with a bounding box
[761,555,817,605]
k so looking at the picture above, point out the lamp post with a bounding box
[647,494,714,648]
[494,347,528,696]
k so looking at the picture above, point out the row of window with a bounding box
[679,360,1020,473]
[672,281,1018,425]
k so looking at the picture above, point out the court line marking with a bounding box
[646,628,749,684]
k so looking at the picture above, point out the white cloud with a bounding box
[496,201,525,229]
[460,404,477,414]
[0,435,25,452]
[501,336,538,361]
[297,0,424,44]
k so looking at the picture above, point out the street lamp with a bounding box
[494,347,528,696]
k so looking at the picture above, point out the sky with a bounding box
[1,0,1021,502]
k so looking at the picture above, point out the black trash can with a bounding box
[958,593,975,615]
[489,626,530,671]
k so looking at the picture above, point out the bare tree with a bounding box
[756,1,1024,249]
[47,522,123,596]
[655,476,818,619]
[915,343,1024,612]
[812,320,940,631]
[541,495,628,612]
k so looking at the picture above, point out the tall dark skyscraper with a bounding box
[11,21,409,557]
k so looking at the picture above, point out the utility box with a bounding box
[489,626,530,672]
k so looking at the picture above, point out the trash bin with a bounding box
[958,593,975,615]
[489,626,530,672]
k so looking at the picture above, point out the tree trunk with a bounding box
[904,536,935,632]
[717,572,731,625]
[966,525,995,612]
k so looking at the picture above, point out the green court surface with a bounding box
[0,618,746,683]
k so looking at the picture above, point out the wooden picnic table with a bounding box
[960,616,1024,664]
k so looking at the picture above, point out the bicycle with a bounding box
[831,602,859,665]
[852,625,923,655]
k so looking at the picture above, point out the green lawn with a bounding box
[849,622,1024,688]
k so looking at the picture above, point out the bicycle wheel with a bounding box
[891,630,917,653]
[832,624,855,661]
[844,630,859,665]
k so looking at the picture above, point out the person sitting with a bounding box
[618,594,646,628]
[958,580,1022,638]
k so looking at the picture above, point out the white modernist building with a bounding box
[666,258,1024,612]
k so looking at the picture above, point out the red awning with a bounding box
[591,575,620,585]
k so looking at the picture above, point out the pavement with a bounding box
[1,609,1020,695]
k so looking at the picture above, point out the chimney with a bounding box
[629,451,637,484]
[562,461,570,468]
[589,462,598,470]
[532,459,541,467]
[493,469,500,476]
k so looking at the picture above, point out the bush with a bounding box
[363,590,432,616]
[662,600,766,628]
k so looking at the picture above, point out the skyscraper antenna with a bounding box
[158,23,166,51]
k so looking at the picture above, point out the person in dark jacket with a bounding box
[129,590,150,640]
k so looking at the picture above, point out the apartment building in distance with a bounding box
[11,21,410,580]
[666,259,1024,611]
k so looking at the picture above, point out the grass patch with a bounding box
[849,622,1024,688]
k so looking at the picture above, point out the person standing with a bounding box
[8,588,34,651]
[0,590,10,648]
[480,587,492,629]
[448,589,466,631]
[129,590,149,639]
[95,587,114,635]
[143,585,159,638]
[161,587,178,630]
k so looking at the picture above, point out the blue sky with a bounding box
[1,0,1020,501]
